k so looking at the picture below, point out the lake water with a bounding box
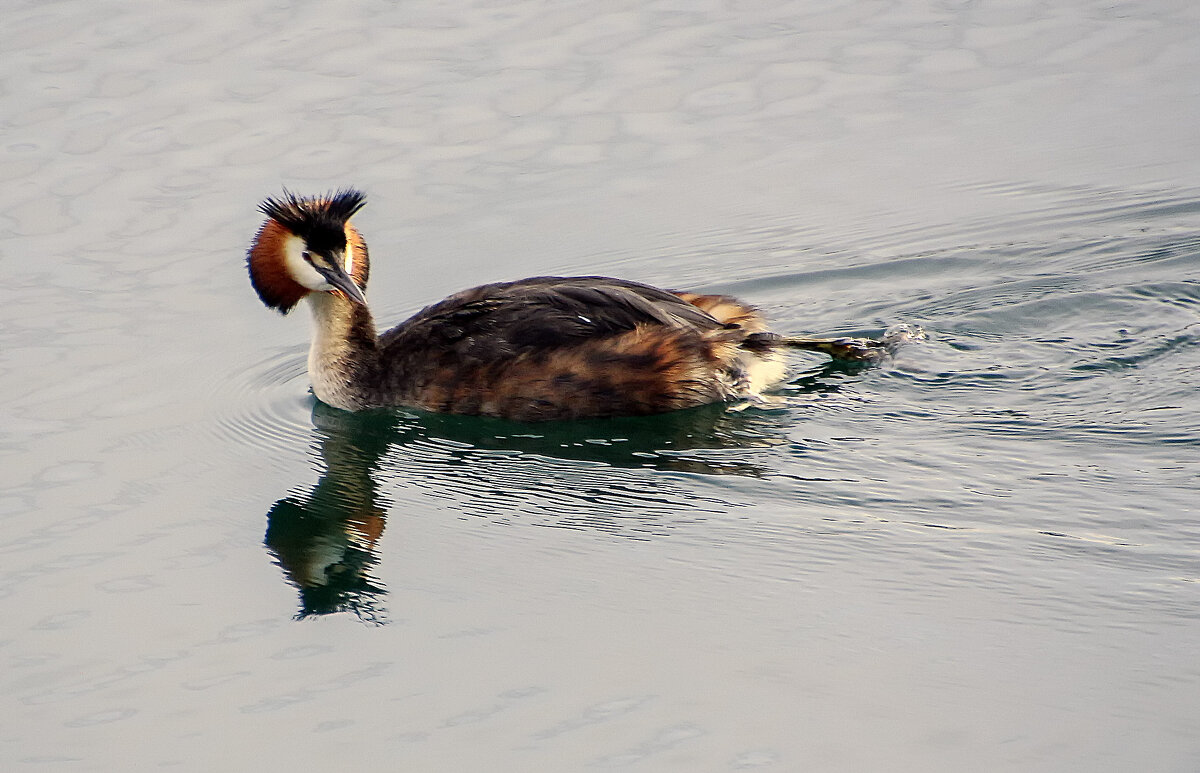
[3,1,1199,770]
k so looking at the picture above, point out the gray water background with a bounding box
[2,1,1199,770]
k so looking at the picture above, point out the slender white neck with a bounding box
[304,292,375,410]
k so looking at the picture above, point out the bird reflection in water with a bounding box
[262,359,864,622]
[264,407,396,623]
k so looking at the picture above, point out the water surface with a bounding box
[3,1,1199,770]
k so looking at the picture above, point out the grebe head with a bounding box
[247,188,370,313]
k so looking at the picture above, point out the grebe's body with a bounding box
[248,190,880,420]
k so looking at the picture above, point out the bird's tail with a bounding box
[778,335,890,362]
[746,325,923,363]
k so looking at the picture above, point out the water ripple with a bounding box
[210,346,314,469]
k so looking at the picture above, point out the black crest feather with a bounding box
[259,188,367,253]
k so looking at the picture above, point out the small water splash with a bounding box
[882,322,927,349]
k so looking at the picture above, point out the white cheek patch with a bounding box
[283,234,332,291]
[344,248,354,277]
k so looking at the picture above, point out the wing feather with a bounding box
[379,276,723,359]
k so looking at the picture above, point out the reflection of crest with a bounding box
[264,494,388,623]
[262,357,862,622]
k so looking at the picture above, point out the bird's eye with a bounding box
[301,250,313,262]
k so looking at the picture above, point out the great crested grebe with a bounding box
[247,189,886,420]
